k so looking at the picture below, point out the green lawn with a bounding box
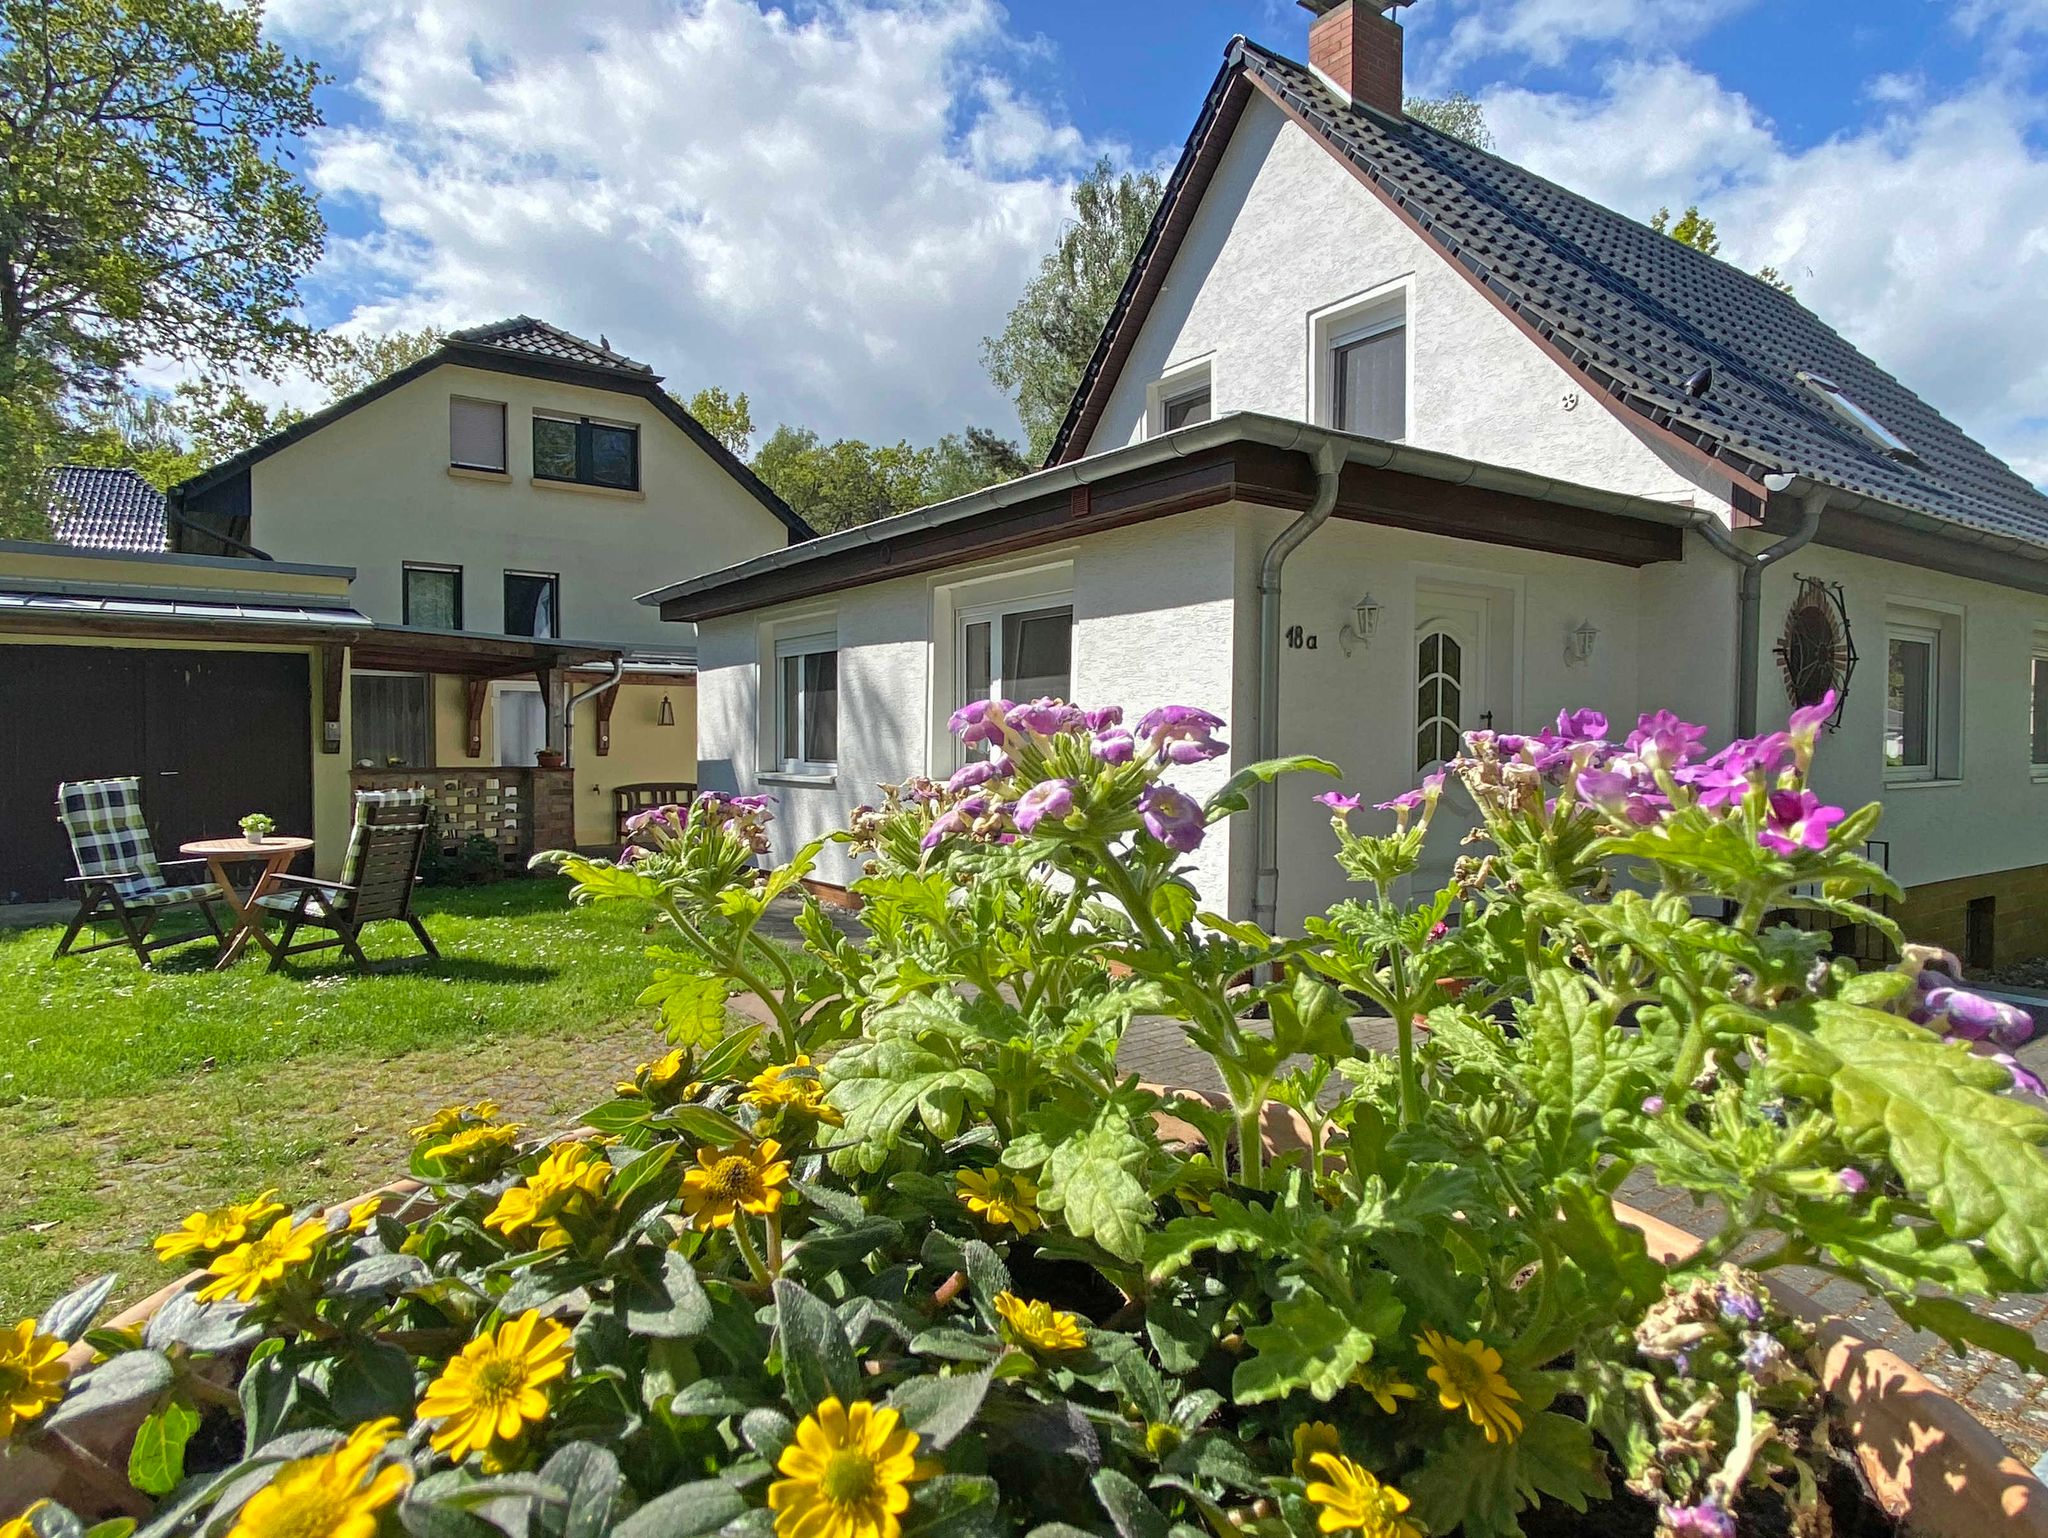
[0,880,672,1318]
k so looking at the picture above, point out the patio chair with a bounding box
[53,777,228,966]
[257,788,440,970]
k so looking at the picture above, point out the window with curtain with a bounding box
[504,572,560,638]
[403,564,462,629]
[449,398,507,471]
[775,636,838,771]
[958,602,1074,757]
[1333,319,1406,439]
[351,674,432,768]
[1886,628,1936,776]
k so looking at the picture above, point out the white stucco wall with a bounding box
[1082,95,1731,518]
[247,364,791,649]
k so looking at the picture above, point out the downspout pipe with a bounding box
[1253,439,1346,937]
[1689,478,1828,737]
[562,656,626,770]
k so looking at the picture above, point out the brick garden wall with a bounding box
[1896,861,2048,971]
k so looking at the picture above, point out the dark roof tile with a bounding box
[448,316,657,377]
[47,465,168,552]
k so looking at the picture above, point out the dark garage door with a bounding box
[0,647,313,902]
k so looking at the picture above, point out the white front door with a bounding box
[496,684,548,767]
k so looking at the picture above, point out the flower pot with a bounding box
[242,832,268,845]
[535,750,565,770]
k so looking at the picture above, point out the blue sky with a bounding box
[247,0,2048,480]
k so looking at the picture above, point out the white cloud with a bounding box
[1483,61,2048,483]
[260,0,1092,444]
[1416,0,1757,73]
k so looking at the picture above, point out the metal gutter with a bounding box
[0,539,356,580]
[563,656,626,769]
[1689,477,1828,737]
[636,412,1698,610]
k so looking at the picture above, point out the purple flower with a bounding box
[1994,1052,2046,1097]
[1009,697,1085,737]
[1677,732,1792,808]
[1758,790,1845,854]
[949,699,1012,747]
[1550,708,1609,744]
[1091,729,1135,765]
[1926,987,2002,1042]
[1996,1001,2037,1049]
[1014,778,1076,834]
[1837,1168,1868,1196]
[1625,710,1708,770]
[921,794,988,851]
[623,803,687,837]
[1641,1095,1665,1115]
[1138,783,1205,852]
[1717,1284,1764,1325]
[1138,705,1228,764]
[1314,792,1363,813]
[948,760,1000,794]
[617,844,643,865]
[1084,706,1124,731]
[1662,1500,1737,1538]
[1374,772,1446,816]
[1576,766,1666,826]
[1788,687,1840,742]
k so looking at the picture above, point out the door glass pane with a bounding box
[405,568,460,629]
[589,424,636,488]
[1418,633,1438,674]
[1440,632,1460,675]
[1003,606,1072,702]
[533,417,578,479]
[804,652,838,764]
[496,689,547,767]
[2034,657,2048,766]
[1335,326,1405,438]
[1886,637,1931,768]
[963,621,992,706]
[781,656,801,764]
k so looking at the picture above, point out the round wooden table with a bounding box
[179,835,315,970]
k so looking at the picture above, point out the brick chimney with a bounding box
[1299,1,1405,118]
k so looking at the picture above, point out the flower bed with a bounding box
[3,694,2047,1538]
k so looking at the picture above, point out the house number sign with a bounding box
[1285,624,1318,650]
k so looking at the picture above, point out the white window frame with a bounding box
[955,596,1075,713]
[1146,357,1214,438]
[774,631,839,775]
[1884,600,1964,785]
[2030,639,2048,777]
[1310,279,1411,440]
[449,396,507,472]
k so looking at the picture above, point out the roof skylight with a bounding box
[1795,371,1920,465]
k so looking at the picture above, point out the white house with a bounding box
[641,2,2048,968]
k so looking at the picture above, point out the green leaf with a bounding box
[902,1475,1000,1538]
[1203,756,1341,820]
[1149,881,1198,934]
[774,1279,859,1413]
[40,1274,116,1343]
[885,1365,995,1450]
[1516,971,1648,1122]
[329,1254,432,1301]
[640,966,733,1048]
[559,860,670,903]
[1404,1409,1606,1538]
[126,1400,200,1497]
[1030,1114,1154,1263]
[327,1339,416,1424]
[622,1248,713,1340]
[1091,1469,1169,1538]
[613,1481,747,1538]
[1144,1194,1293,1281]
[45,1349,174,1431]
[741,1408,796,1463]
[1894,1294,2048,1375]
[1770,1001,2048,1286]
[657,1104,753,1146]
[1231,1279,1402,1404]
[143,1292,261,1355]
[536,1444,624,1538]
[1268,971,1354,1061]
[696,1025,768,1084]
[824,1034,995,1171]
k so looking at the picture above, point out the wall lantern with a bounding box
[1565,618,1599,668]
[1338,592,1382,656]
[657,694,676,727]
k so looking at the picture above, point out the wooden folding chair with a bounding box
[53,778,228,966]
[257,789,440,971]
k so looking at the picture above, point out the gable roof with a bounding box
[47,465,168,552]
[168,318,813,542]
[1052,36,2048,553]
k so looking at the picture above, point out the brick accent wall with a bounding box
[1308,2,1404,117]
[352,767,531,869]
[531,766,576,859]
[1896,862,2048,970]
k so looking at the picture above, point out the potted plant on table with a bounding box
[236,812,275,845]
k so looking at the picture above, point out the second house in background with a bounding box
[165,318,811,848]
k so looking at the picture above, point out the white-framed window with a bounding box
[2030,643,2048,773]
[1885,601,1963,782]
[1148,360,1213,436]
[958,600,1073,716]
[775,633,839,773]
[1314,286,1407,440]
[450,397,507,471]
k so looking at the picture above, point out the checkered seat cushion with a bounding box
[253,787,428,915]
[56,777,221,902]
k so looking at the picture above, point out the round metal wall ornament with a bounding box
[1774,575,1855,726]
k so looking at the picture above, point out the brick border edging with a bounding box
[1615,1202,2048,1537]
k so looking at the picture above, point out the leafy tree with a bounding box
[65,388,207,488]
[312,326,444,397]
[1405,91,1495,150]
[749,420,1033,534]
[983,158,1164,464]
[1652,203,1795,293]
[926,426,1033,504]
[683,385,755,458]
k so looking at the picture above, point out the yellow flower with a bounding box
[742,1057,844,1125]
[680,1138,790,1230]
[0,1504,47,1538]
[154,1189,288,1264]
[411,1101,501,1142]
[953,1169,1041,1235]
[0,1320,68,1438]
[618,1048,691,1099]
[420,1311,574,1463]
[1291,1420,1343,1479]
[1304,1452,1422,1538]
[767,1396,931,1538]
[226,1417,410,1538]
[196,1216,328,1304]
[992,1291,1088,1354]
[485,1142,611,1249]
[424,1122,523,1179]
[345,1198,383,1234]
[1352,1364,1419,1415]
[1416,1329,1522,1444]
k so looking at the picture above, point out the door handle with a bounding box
[158,770,180,776]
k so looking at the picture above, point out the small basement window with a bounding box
[532,413,640,490]
[1796,371,1919,464]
